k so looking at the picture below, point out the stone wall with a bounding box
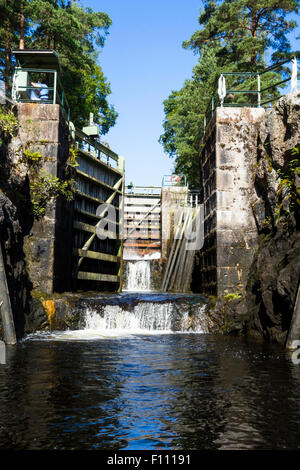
[17,103,73,294]
[161,186,188,260]
[199,107,265,296]
[205,91,300,345]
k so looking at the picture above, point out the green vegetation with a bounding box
[159,0,299,187]
[68,145,79,168]
[224,292,243,302]
[0,107,19,144]
[0,0,117,134]
[18,143,76,219]
[20,148,43,167]
[30,170,74,218]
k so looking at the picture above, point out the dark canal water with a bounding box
[1,330,300,450]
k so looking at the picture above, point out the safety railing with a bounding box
[186,190,201,207]
[203,57,299,131]
[74,128,122,172]
[125,185,161,195]
[12,67,70,122]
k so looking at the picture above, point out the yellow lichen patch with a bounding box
[42,300,55,328]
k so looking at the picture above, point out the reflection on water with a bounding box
[0,334,300,450]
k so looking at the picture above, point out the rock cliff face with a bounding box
[209,91,300,344]
[247,91,300,343]
[0,137,32,339]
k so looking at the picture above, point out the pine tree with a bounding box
[160,0,299,187]
[0,0,117,133]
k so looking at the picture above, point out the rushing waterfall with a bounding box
[79,297,206,337]
[125,259,151,291]
[27,293,207,340]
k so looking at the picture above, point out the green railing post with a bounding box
[53,70,57,105]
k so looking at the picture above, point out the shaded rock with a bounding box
[0,191,32,339]
[246,214,300,344]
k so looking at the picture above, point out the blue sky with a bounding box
[82,0,201,186]
[82,1,299,187]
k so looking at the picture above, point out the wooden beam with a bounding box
[73,248,119,263]
[74,207,120,224]
[75,175,123,273]
[124,242,161,248]
[73,220,116,239]
[76,169,122,194]
[76,271,119,283]
[77,148,122,176]
[123,200,161,241]
[125,206,161,214]
[75,189,105,206]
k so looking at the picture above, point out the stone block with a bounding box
[216,169,234,190]
[217,229,257,249]
[17,103,60,121]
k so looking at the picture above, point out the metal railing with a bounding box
[203,57,299,131]
[74,128,122,171]
[125,185,161,195]
[186,190,201,207]
[12,67,70,122]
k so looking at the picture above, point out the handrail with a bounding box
[202,57,299,135]
[125,186,161,195]
[74,128,119,165]
[12,66,70,122]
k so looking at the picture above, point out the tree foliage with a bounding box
[160,0,299,187]
[0,0,117,133]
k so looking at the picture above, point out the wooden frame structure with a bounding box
[72,130,125,291]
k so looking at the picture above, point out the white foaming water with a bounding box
[85,303,173,332]
[26,302,206,341]
[125,260,151,292]
[123,252,161,261]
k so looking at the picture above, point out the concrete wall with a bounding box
[199,107,265,296]
[17,103,73,294]
[161,186,188,260]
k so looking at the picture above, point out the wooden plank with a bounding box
[74,207,120,225]
[77,148,122,175]
[125,234,160,240]
[75,189,104,205]
[161,209,185,292]
[123,200,161,241]
[73,220,116,239]
[76,169,122,194]
[125,214,160,220]
[76,271,119,282]
[124,224,160,229]
[124,242,161,248]
[75,190,120,209]
[125,197,161,205]
[75,176,124,273]
[73,248,119,263]
[124,206,161,213]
